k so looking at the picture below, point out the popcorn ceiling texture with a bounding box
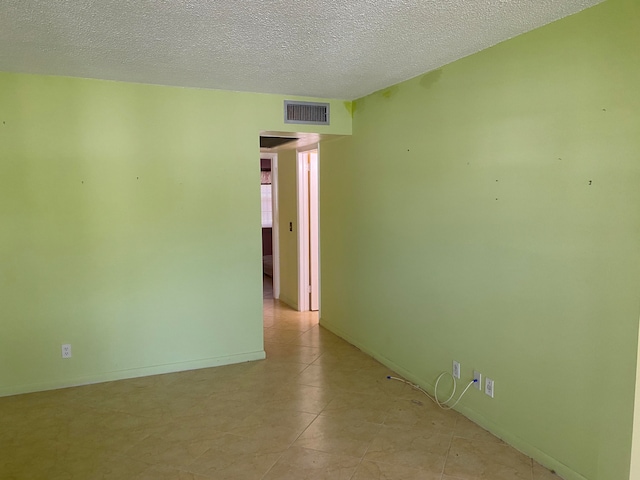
[0,0,602,99]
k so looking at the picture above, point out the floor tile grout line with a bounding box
[530,456,535,480]
[344,413,386,479]
[440,413,459,480]
[354,455,452,476]
[257,448,289,480]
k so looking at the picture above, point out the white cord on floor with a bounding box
[387,373,477,410]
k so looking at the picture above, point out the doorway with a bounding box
[297,147,319,312]
[260,153,279,300]
[259,132,335,313]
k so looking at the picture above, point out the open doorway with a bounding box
[260,132,339,313]
[297,147,319,312]
[260,153,278,300]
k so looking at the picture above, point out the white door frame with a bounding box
[309,150,319,312]
[296,145,320,312]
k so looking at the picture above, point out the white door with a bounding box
[297,147,319,312]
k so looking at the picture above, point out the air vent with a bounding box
[260,136,298,149]
[284,101,330,125]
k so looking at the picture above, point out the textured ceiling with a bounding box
[0,0,602,100]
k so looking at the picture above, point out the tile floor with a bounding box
[0,277,561,479]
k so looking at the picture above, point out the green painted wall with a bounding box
[0,72,350,396]
[276,149,299,309]
[320,1,640,479]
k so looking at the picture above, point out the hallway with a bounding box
[258,277,559,479]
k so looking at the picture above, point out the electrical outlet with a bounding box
[61,344,72,359]
[473,370,482,390]
[485,378,495,398]
[452,361,460,379]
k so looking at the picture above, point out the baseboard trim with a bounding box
[319,318,586,480]
[0,350,266,398]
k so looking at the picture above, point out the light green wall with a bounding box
[320,1,640,479]
[0,72,350,396]
[276,149,299,309]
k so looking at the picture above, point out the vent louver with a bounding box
[284,101,330,125]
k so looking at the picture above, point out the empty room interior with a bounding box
[1,0,639,479]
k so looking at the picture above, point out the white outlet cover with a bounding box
[473,370,482,390]
[62,344,72,358]
[485,378,495,398]
[452,361,461,379]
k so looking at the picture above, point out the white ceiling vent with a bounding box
[284,101,330,125]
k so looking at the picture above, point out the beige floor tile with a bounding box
[2,442,150,480]
[186,433,288,479]
[268,322,317,334]
[237,360,310,390]
[319,391,396,424]
[444,437,533,479]
[291,325,346,348]
[70,454,152,479]
[384,396,457,433]
[385,376,455,401]
[312,349,383,370]
[193,389,278,420]
[64,419,153,455]
[0,439,71,479]
[0,412,73,448]
[453,416,506,445]
[352,460,443,480]
[293,415,382,458]
[123,434,218,468]
[245,404,318,427]
[226,408,318,443]
[364,424,452,472]
[268,314,319,332]
[533,462,561,479]
[134,465,214,479]
[229,422,310,445]
[264,342,323,364]
[263,327,305,344]
[262,446,360,480]
[296,364,405,399]
[295,364,347,389]
[167,376,259,398]
[267,383,335,414]
[151,418,231,443]
[184,361,259,384]
[98,410,161,431]
[335,366,416,398]
[166,413,246,439]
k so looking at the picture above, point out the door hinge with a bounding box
[308,285,312,293]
